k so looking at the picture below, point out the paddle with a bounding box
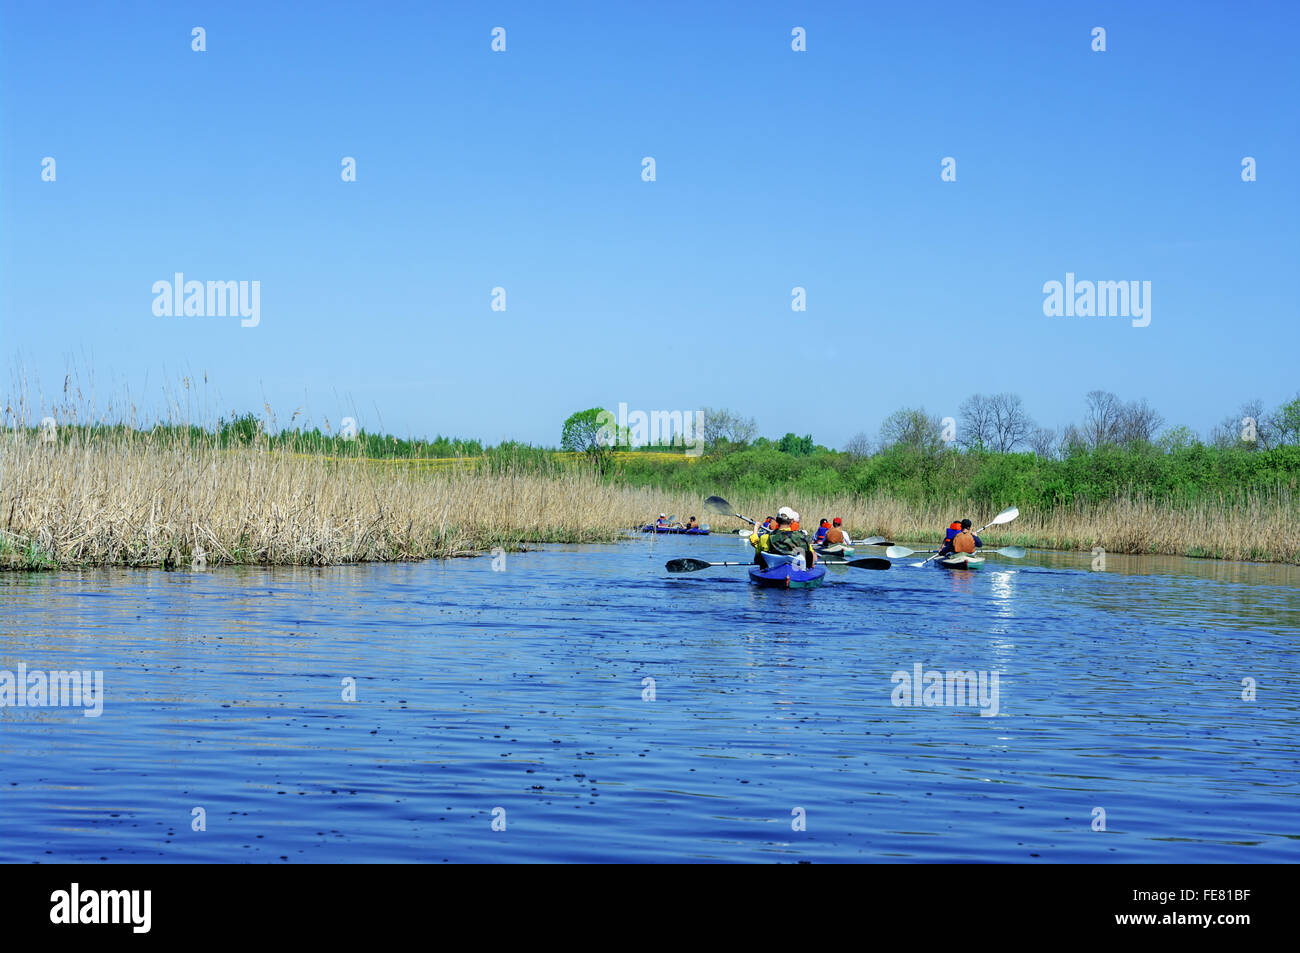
[704,495,758,527]
[914,506,1021,567]
[887,546,936,558]
[843,557,891,571]
[854,535,893,546]
[889,544,1025,559]
[666,558,748,573]
[667,556,889,573]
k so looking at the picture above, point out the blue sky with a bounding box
[2,0,1296,447]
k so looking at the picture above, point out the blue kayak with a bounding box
[641,525,710,535]
[748,552,827,589]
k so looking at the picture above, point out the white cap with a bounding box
[777,506,795,520]
[659,513,666,518]
[789,510,800,523]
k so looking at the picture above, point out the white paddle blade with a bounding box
[886,545,914,559]
[991,506,1019,525]
[997,546,1026,558]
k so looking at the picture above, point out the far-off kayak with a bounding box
[937,553,984,569]
[748,552,827,588]
[641,525,710,535]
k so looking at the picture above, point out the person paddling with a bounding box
[751,507,816,567]
[814,519,830,544]
[938,518,982,556]
[936,520,962,556]
[684,516,699,529]
[824,517,850,547]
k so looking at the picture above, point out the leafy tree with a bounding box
[561,408,612,454]
[1271,394,1300,445]
[879,408,945,455]
[777,432,816,456]
[699,407,758,451]
[1157,425,1199,453]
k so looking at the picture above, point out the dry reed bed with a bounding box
[718,490,1298,563]
[0,437,671,569]
[1,437,1294,567]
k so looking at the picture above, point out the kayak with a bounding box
[815,544,855,560]
[748,552,827,589]
[641,525,710,535]
[937,553,984,569]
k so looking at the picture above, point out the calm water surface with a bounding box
[2,536,1297,862]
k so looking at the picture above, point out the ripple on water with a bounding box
[1,545,1297,861]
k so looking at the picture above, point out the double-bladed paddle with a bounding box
[913,506,1020,567]
[704,495,758,527]
[838,535,892,547]
[840,557,891,570]
[666,558,747,572]
[888,544,1025,560]
[666,556,890,573]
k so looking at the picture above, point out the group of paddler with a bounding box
[655,514,701,530]
[746,508,853,569]
[665,495,1026,578]
[746,508,983,568]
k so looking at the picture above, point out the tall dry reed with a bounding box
[0,431,680,568]
[715,490,1297,563]
[1,408,1294,567]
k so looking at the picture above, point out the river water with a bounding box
[2,535,1297,862]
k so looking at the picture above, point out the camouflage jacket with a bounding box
[765,529,813,558]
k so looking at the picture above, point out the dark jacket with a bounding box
[766,529,814,561]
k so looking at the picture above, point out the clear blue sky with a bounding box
[2,1,1296,447]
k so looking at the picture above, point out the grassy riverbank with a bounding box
[2,420,1296,569]
[0,432,666,570]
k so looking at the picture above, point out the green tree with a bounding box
[777,432,815,456]
[879,408,945,455]
[561,408,614,469]
[1273,395,1300,445]
[1157,425,1199,453]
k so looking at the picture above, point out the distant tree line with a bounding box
[829,390,1300,461]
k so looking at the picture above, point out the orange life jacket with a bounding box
[953,530,976,554]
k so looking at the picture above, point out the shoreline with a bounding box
[4,522,1296,572]
[2,438,1295,570]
